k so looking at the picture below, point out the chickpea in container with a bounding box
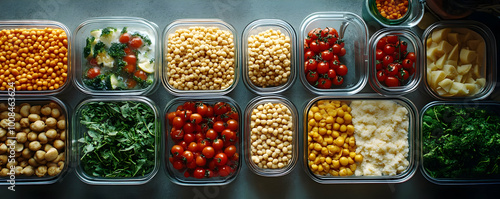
[0,100,67,182]
[164,20,238,95]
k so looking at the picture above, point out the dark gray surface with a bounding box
[1,0,499,198]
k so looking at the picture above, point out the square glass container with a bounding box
[244,96,298,177]
[420,101,500,185]
[0,20,71,95]
[368,28,423,95]
[0,97,70,185]
[72,96,160,185]
[162,19,239,96]
[422,21,497,100]
[163,96,242,186]
[242,19,296,94]
[303,95,417,183]
[72,17,160,95]
[299,12,368,95]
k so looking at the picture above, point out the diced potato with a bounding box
[430,71,446,88]
[476,78,486,88]
[435,54,447,70]
[436,87,448,96]
[438,79,454,92]
[464,83,479,95]
[457,64,472,75]
[448,44,459,62]
[462,31,472,42]
[467,40,480,49]
[426,37,433,47]
[449,82,468,96]
[459,48,477,64]
[432,28,451,43]
[443,64,458,79]
[447,33,459,45]
[438,40,453,54]
[454,74,463,82]
[472,64,481,78]
[445,60,458,67]
[427,46,441,62]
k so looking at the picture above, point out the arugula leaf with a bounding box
[78,101,156,178]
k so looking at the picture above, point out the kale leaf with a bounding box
[83,36,95,58]
[108,43,127,58]
[101,27,117,37]
[82,74,109,90]
[93,41,106,58]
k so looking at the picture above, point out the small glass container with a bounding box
[368,28,423,95]
[73,17,160,95]
[366,0,425,28]
[420,101,500,185]
[162,19,239,96]
[244,96,298,177]
[299,12,369,95]
[303,95,418,183]
[422,21,497,100]
[164,96,242,186]
[0,97,70,185]
[242,19,296,94]
[72,96,160,185]
[0,20,71,95]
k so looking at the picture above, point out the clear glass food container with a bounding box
[368,28,423,95]
[0,97,70,185]
[72,96,160,185]
[299,12,369,95]
[303,95,418,183]
[163,96,242,186]
[73,17,160,95]
[0,20,72,95]
[365,0,425,28]
[420,101,500,185]
[242,19,296,94]
[162,19,239,96]
[422,21,497,100]
[244,96,298,177]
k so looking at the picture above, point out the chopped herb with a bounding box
[108,43,127,59]
[93,41,106,58]
[83,36,95,58]
[101,27,117,37]
[121,27,128,34]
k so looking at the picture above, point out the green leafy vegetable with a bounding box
[101,27,117,37]
[78,101,157,178]
[422,104,500,179]
[131,33,152,45]
[82,74,109,90]
[121,27,128,34]
[93,41,106,58]
[83,36,95,58]
[108,43,127,58]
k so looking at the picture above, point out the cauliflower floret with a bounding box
[96,51,114,68]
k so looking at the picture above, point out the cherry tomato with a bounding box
[190,113,202,124]
[319,41,329,51]
[123,54,137,66]
[123,64,136,74]
[304,38,311,48]
[385,76,400,87]
[170,128,184,141]
[184,171,190,178]
[305,59,318,71]
[308,28,322,40]
[383,44,395,55]
[183,122,195,134]
[376,49,385,60]
[317,78,332,89]
[89,58,98,66]
[317,61,329,74]
[327,69,337,79]
[224,145,237,158]
[226,110,238,121]
[386,35,399,44]
[226,119,238,131]
[376,62,383,71]
[327,34,338,45]
[206,105,214,117]
[178,140,188,150]
[336,64,348,76]
[86,67,100,79]
[231,152,239,161]
[338,47,346,57]
[332,44,341,55]
[330,60,340,70]
[406,52,416,62]
[167,112,177,124]
[197,139,210,150]
[172,117,184,129]
[386,63,400,77]
[188,142,199,152]
[213,121,225,133]
[183,102,196,112]
[309,40,320,53]
[172,160,185,170]
[332,75,344,85]
[398,69,410,81]
[377,70,387,82]
[184,132,195,143]
[195,103,208,117]
[306,70,319,84]
[402,58,413,70]
[193,167,205,179]
[214,102,228,115]
[398,41,408,52]
[202,146,215,159]
[321,50,333,61]
[134,70,147,81]
[214,153,228,166]
[129,37,143,49]
[187,160,197,169]
[218,165,232,177]
[124,47,132,55]
[376,37,387,49]
[195,155,207,166]
[205,129,218,141]
[170,145,184,159]
[212,139,224,151]
[181,151,194,163]
[320,28,330,38]
[328,27,339,38]
[305,50,315,60]
[119,33,131,43]
[383,55,394,67]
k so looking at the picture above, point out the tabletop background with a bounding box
[1,0,500,198]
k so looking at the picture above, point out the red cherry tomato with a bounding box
[183,122,195,134]
[398,69,410,81]
[224,145,237,158]
[89,58,98,66]
[214,153,228,166]
[119,33,131,43]
[385,76,400,87]
[383,55,394,67]
[309,40,320,53]
[377,70,387,82]
[129,37,143,49]
[305,59,318,71]
[306,70,319,84]
[332,44,341,55]
[181,151,194,163]
[184,132,195,143]
[402,58,413,70]
[205,129,218,141]
[172,116,184,129]
[386,63,400,77]
[377,37,387,49]
[170,145,184,159]
[202,146,215,159]
[338,47,346,57]
[327,69,337,79]
[308,28,322,40]
[193,167,205,179]
[332,75,344,85]
[398,41,408,52]
[212,139,224,151]
[321,50,333,61]
[305,50,315,60]
[318,41,329,51]
[330,60,340,70]
[190,113,202,124]
[172,160,185,170]
[336,64,348,76]
[226,119,238,131]
[214,102,228,115]
[406,52,416,62]
[86,67,100,79]
[187,142,199,152]
[123,64,136,74]
[317,78,332,89]
[213,121,225,133]
[134,70,147,81]
[317,61,329,74]
[218,165,232,177]
[123,54,137,66]
[195,155,207,166]
[376,62,383,71]
[376,49,385,60]
[383,44,395,55]
[386,35,399,44]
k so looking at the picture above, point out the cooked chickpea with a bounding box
[30,120,46,132]
[29,141,41,151]
[22,165,35,176]
[30,106,41,114]
[41,106,52,116]
[57,120,65,130]
[35,166,47,177]
[45,129,57,139]
[51,108,60,118]
[167,26,235,90]
[0,168,8,177]
[0,155,7,165]
[38,132,48,144]
[45,117,57,128]
[45,148,58,162]
[19,104,31,117]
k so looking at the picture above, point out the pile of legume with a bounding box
[0,28,68,91]
[376,0,409,20]
[166,26,235,91]
[247,29,291,87]
[250,102,293,169]
[306,100,362,176]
